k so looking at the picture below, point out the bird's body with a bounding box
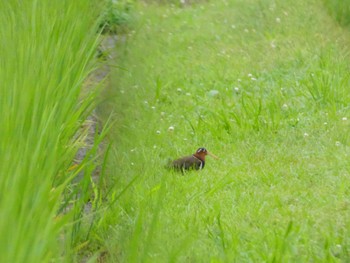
[171,154,205,171]
[169,147,218,172]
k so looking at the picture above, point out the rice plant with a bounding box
[0,1,105,262]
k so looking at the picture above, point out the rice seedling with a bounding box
[0,0,107,262]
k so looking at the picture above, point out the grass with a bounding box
[91,0,350,262]
[99,0,133,34]
[2,0,350,262]
[0,1,106,262]
[323,0,350,28]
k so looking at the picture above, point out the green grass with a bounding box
[323,0,350,28]
[0,1,106,262]
[99,0,133,34]
[92,0,350,261]
[4,0,350,261]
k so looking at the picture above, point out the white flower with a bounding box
[208,90,219,97]
[342,117,347,121]
[276,17,281,23]
[335,141,341,146]
[156,130,161,134]
[168,126,175,132]
[303,133,309,137]
[282,104,288,110]
[177,88,182,92]
[248,73,253,77]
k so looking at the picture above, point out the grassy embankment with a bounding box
[94,1,350,262]
[0,1,108,262]
[91,0,350,261]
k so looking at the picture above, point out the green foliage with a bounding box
[0,1,105,262]
[302,49,350,109]
[323,0,350,28]
[142,0,207,6]
[100,0,134,34]
[95,0,350,262]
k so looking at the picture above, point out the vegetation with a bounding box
[323,0,350,28]
[95,0,350,262]
[100,0,134,34]
[0,1,105,262]
[3,0,350,262]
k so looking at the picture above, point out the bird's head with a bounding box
[194,147,218,160]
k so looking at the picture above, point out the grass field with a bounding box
[93,0,350,262]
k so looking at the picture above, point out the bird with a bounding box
[169,147,218,172]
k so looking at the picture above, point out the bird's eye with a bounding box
[197,147,207,153]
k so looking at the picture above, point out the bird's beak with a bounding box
[207,151,219,159]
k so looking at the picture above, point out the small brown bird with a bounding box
[169,147,218,172]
